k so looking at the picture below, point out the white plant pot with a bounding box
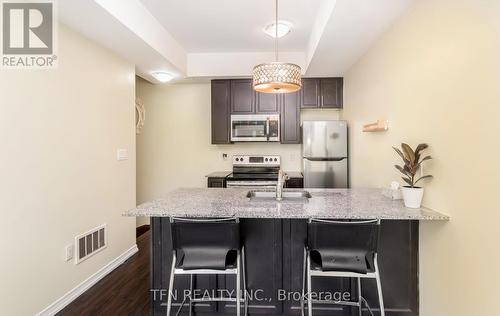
[401,187,424,208]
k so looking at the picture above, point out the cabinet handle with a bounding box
[321,95,324,106]
[266,118,270,140]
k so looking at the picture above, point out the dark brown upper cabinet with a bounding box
[320,78,343,108]
[280,91,301,144]
[230,79,280,114]
[212,78,342,144]
[230,80,255,114]
[301,79,321,108]
[301,78,343,109]
[211,80,231,144]
[256,93,279,113]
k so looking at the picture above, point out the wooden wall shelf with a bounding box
[363,120,389,132]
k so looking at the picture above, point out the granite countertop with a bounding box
[125,188,449,220]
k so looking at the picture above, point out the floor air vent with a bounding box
[75,224,107,264]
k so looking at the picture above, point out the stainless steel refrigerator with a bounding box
[302,120,349,188]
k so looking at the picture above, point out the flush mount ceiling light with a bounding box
[253,0,301,93]
[151,71,174,83]
[263,20,293,38]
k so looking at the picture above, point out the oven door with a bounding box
[226,180,278,189]
[231,114,280,142]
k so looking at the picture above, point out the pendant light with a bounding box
[252,0,302,93]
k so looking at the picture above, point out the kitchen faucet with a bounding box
[276,169,289,201]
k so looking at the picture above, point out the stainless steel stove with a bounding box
[225,155,281,189]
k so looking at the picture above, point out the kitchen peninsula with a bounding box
[125,188,448,316]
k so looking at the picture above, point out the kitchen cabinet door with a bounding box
[285,177,303,188]
[280,92,301,144]
[284,220,349,316]
[320,78,343,108]
[256,92,279,113]
[218,219,284,315]
[207,177,226,188]
[211,80,231,144]
[354,220,419,316]
[231,80,255,114]
[301,78,320,108]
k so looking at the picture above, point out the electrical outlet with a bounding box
[65,244,74,261]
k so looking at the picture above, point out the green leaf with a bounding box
[415,143,428,155]
[393,147,409,165]
[401,143,415,164]
[419,155,432,163]
[414,175,433,185]
[415,143,429,162]
[402,177,413,187]
[395,165,412,177]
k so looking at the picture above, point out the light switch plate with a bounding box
[65,244,74,261]
[117,149,128,161]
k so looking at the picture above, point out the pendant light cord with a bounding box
[275,0,278,62]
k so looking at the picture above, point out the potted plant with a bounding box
[393,143,433,208]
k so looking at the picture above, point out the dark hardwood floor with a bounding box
[57,230,150,316]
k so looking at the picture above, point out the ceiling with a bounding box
[139,0,326,52]
[58,0,414,83]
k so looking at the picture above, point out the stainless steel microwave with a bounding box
[230,114,280,142]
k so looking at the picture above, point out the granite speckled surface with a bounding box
[125,188,449,220]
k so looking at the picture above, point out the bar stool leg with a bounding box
[307,251,313,316]
[236,250,241,316]
[242,247,248,316]
[374,257,385,316]
[357,277,362,316]
[189,274,194,316]
[301,247,306,316]
[166,251,176,316]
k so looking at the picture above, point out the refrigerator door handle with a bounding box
[303,157,347,162]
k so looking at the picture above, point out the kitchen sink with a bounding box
[247,190,312,202]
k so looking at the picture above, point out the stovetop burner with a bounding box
[226,155,281,184]
[226,173,278,181]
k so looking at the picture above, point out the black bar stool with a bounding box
[166,217,247,316]
[302,219,385,316]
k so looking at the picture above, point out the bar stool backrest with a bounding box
[307,219,380,254]
[171,217,241,254]
[307,219,380,273]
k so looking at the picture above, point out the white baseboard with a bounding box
[37,244,139,316]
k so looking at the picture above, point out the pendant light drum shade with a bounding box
[252,0,302,93]
[252,62,302,93]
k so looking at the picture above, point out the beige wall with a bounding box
[0,25,136,315]
[135,79,339,226]
[342,0,500,314]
